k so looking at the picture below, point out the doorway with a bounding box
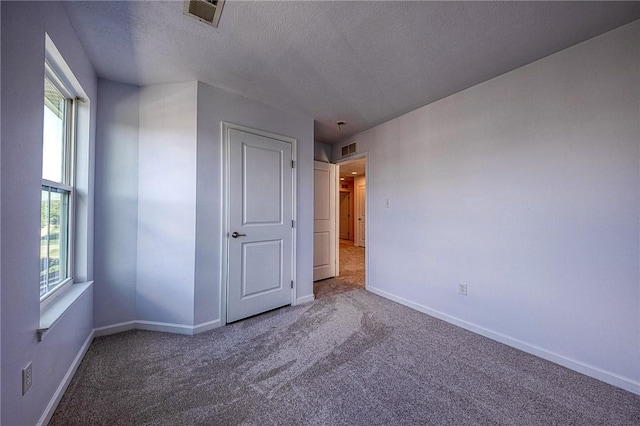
[336,157,366,288]
[222,123,296,324]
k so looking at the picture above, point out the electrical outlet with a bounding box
[22,362,33,395]
[458,282,468,296]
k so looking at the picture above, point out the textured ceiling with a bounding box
[63,1,640,144]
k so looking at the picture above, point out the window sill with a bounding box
[38,281,93,341]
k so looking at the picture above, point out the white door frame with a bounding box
[335,153,369,290]
[220,122,297,326]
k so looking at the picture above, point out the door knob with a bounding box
[231,231,247,238]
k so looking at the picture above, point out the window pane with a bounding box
[40,187,69,298]
[40,190,50,296]
[43,77,66,183]
[41,69,74,299]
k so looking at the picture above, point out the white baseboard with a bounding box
[367,285,640,396]
[135,320,197,335]
[295,294,315,305]
[193,319,222,334]
[38,329,95,426]
[93,320,136,337]
[94,319,222,338]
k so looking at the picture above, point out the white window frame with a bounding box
[38,34,93,341]
[40,62,77,303]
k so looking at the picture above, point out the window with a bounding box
[37,34,92,339]
[40,65,75,300]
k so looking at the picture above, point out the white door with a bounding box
[339,192,350,240]
[227,128,294,323]
[313,161,336,281]
[355,176,366,248]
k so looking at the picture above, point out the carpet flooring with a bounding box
[334,240,365,288]
[51,260,639,424]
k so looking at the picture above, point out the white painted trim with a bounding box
[37,329,95,426]
[294,294,315,305]
[335,173,340,276]
[38,281,93,341]
[93,319,222,338]
[135,320,221,336]
[335,153,369,291]
[220,122,229,327]
[45,34,88,100]
[367,285,640,396]
[364,156,369,292]
[193,319,222,334]
[221,122,298,324]
[93,320,136,337]
[136,320,199,335]
[290,134,298,307]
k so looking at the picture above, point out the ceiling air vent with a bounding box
[184,0,225,28]
[341,142,357,158]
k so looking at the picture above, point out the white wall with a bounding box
[94,80,314,331]
[195,82,315,324]
[94,79,139,328]
[1,2,97,424]
[137,82,198,326]
[334,21,640,393]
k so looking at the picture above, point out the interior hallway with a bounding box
[314,241,364,298]
[338,241,365,287]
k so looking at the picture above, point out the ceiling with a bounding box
[63,1,640,145]
[338,158,366,181]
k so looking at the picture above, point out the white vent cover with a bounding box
[184,0,225,27]
[341,142,357,157]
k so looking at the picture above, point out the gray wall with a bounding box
[94,79,139,328]
[334,21,640,392]
[1,2,97,424]
[314,141,332,162]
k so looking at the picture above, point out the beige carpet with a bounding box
[50,253,640,425]
[314,241,364,298]
[338,241,365,285]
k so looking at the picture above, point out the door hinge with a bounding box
[291,280,294,289]
[291,160,295,169]
[292,220,295,228]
